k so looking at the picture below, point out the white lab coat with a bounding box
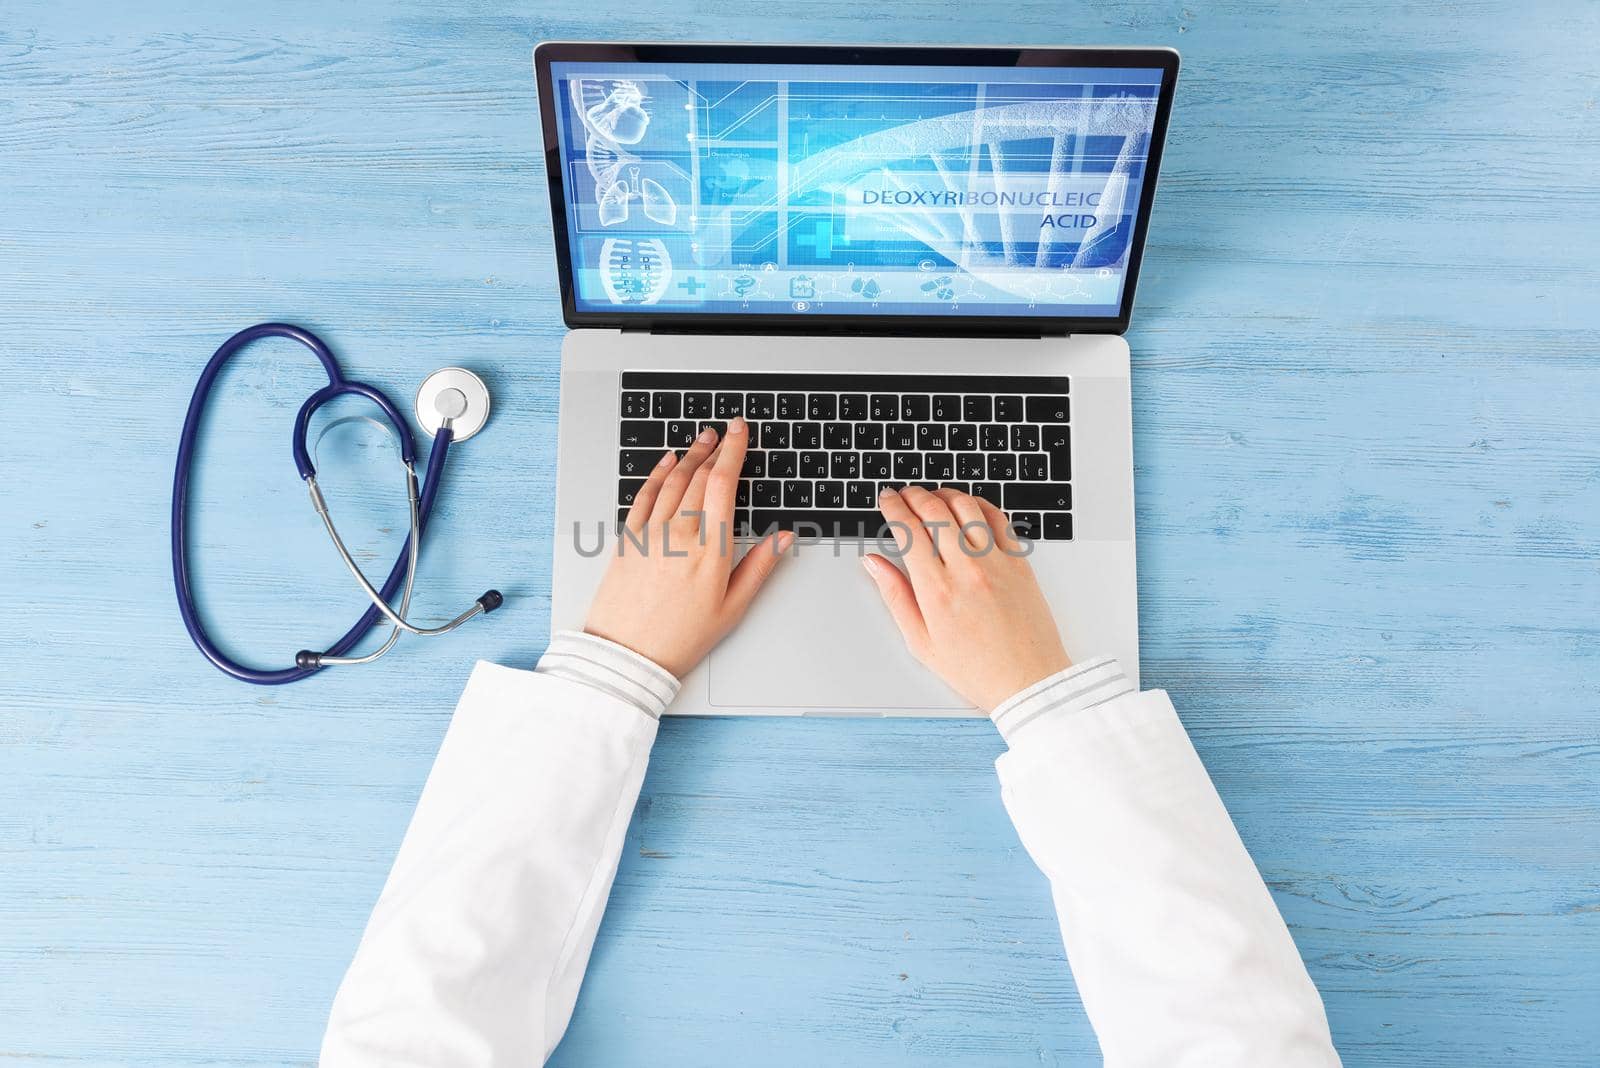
[321,635,1340,1066]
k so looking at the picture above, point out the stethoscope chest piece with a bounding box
[416,367,491,441]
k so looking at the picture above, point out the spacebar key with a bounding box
[749,509,890,538]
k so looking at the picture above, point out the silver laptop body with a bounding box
[536,43,1179,715]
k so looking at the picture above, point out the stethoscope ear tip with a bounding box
[477,589,505,613]
[295,650,323,671]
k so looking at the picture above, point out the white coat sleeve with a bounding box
[319,631,679,1067]
[991,658,1341,1067]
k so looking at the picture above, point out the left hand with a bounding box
[583,417,793,677]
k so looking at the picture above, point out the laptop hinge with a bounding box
[631,322,1055,340]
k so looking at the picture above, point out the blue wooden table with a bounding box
[3,3,1597,1065]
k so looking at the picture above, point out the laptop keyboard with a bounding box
[616,372,1072,540]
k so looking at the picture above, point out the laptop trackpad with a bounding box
[707,548,969,713]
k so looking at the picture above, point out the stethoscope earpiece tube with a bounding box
[172,323,492,685]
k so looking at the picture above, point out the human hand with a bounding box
[862,487,1071,712]
[583,418,794,678]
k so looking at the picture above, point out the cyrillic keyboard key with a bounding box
[621,391,650,418]
[666,420,696,447]
[618,478,646,505]
[815,480,846,509]
[862,452,892,478]
[831,452,861,479]
[1020,455,1049,481]
[760,422,790,449]
[1011,425,1040,452]
[741,450,766,478]
[887,423,916,450]
[800,451,828,478]
[987,454,1017,481]
[916,423,946,449]
[958,454,986,480]
[901,394,931,421]
[925,452,955,480]
[777,393,806,419]
[620,421,664,448]
[949,423,977,451]
[963,395,993,422]
[751,480,782,507]
[995,396,1024,422]
[1004,483,1072,511]
[893,453,923,479]
[808,394,837,420]
[869,394,897,420]
[768,451,798,478]
[746,392,776,419]
[840,394,869,420]
[846,480,876,508]
[1026,396,1070,423]
[824,422,852,450]
[619,450,660,477]
[684,392,713,418]
[931,394,960,421]
[854,423,883,449]
[715,393,743,418]
[783,480,814,508]
[652,393,681,419]
[749,510,892,539]
[794,422,823,449]
[981,425,1009,451]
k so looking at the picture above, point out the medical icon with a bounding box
[789,275,816,299]
[584,81,650,145]
[732,274,757,298]
[921,275,957,301]
[599,237,672,305]
[594,165,678,228]
[850,276,882,300]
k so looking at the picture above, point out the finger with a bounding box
[722,529,795,620]
[674,441,724,529]
[973,494,1023,554]
[702,417,748,523]
[877,486,941,583]
[862,553,930,658]
[898,486,963,563]
[933,488,993,553]
[651,425,718,522]
[626,449,678,532]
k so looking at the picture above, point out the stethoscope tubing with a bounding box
[171,323,450,685]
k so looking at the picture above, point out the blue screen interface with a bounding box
[548,61,1163,319]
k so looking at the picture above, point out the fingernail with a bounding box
[880,486,898,499]
[656,450,676,468]
[697,426,717,443]
[861,555,881,576]
[777,531,795,552]
[728,416,747,435]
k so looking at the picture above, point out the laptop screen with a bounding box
[541,49,1174,329]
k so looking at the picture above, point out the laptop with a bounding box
[535,43,1179,715]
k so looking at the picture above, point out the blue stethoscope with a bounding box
[172,323,502,685]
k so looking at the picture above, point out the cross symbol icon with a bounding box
[677,276,706,296]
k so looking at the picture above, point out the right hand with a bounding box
[862,486,1072,712]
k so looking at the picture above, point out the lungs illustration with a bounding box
[639,177,677,225]
[597,181,630,226]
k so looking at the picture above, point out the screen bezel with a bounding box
[534,42,1180,336]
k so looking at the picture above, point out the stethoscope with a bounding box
[171,322,502,685]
